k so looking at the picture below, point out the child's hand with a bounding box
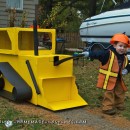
[81,51,89,57]
[122,69,128,75]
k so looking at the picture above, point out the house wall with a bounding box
[0,0,39,27]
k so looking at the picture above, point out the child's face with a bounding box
[113,42,127,54]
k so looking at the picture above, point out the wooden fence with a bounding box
[57,32,85,50]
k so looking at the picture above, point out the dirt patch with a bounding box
[8,100,93,130]
[5,98,130,130]
[87,107,130,129]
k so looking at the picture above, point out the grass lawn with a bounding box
[74,59,130,120]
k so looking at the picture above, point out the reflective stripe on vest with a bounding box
[99,51,118,89]
[124,55,128,67]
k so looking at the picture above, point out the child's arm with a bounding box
[122,59,130,75]
[123,61,130,74]
[82,50,110,65]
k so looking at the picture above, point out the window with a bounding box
[6,0,23,11]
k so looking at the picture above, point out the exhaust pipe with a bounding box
[33,20,39,56]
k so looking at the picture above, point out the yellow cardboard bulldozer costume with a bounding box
[0,21,87,111]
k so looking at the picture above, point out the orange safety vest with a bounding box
[97,50,128,91]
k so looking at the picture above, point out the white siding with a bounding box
[0,0,39,27]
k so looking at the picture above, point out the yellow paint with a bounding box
[0,27,87,111]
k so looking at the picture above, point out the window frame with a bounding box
[6,0,23,11]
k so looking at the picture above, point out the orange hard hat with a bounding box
[110,33,130,47]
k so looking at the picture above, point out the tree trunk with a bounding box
[88,0,97,17]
